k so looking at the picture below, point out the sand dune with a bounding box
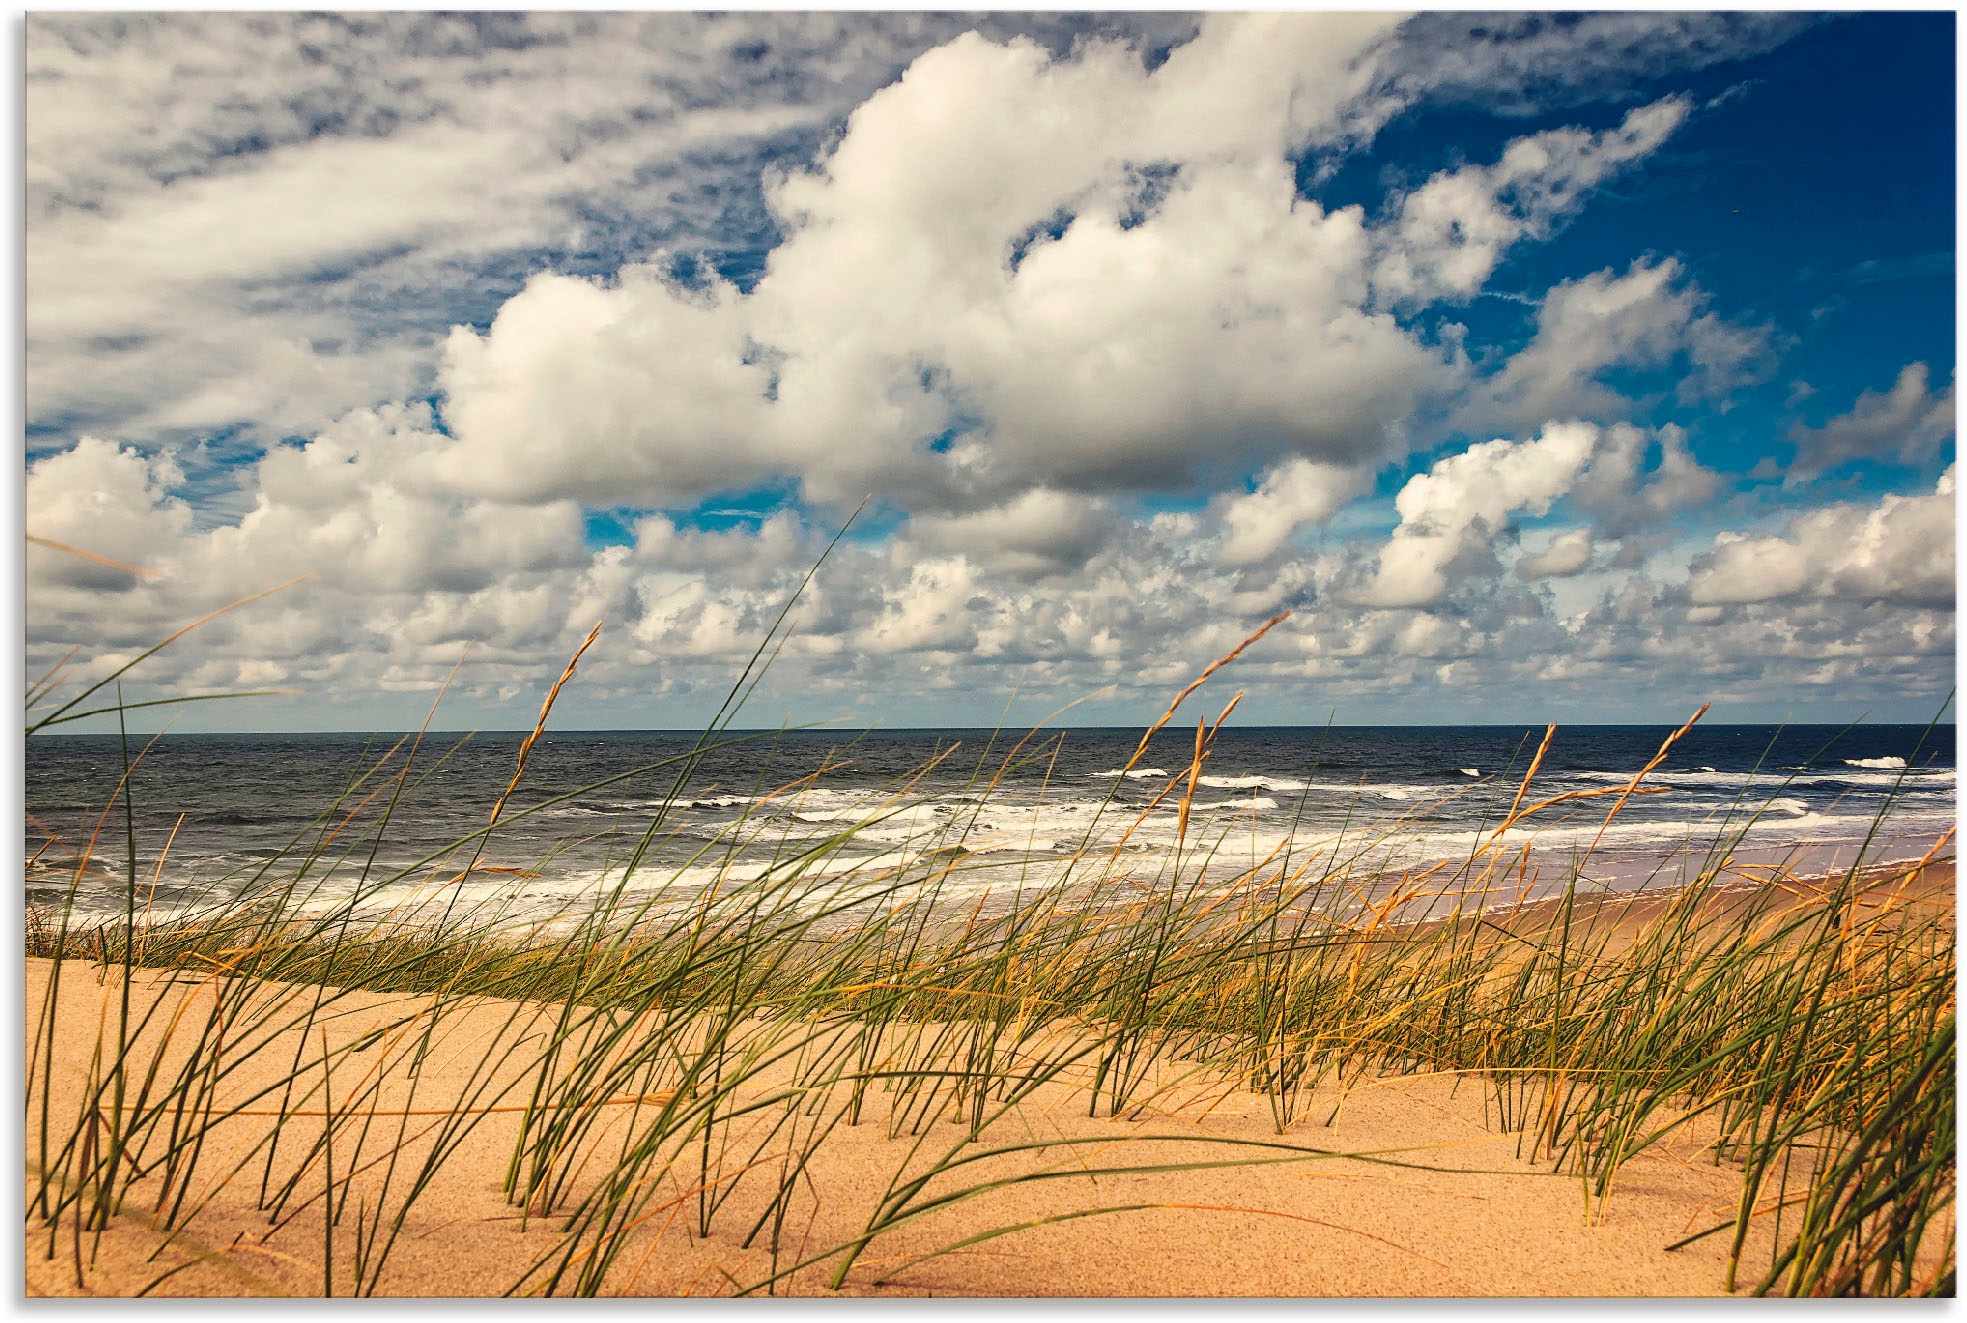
[26,953,1799,1297]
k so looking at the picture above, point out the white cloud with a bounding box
[199,406,589,599]
[1570,423,1720,537]
[1353,418,1726,608]
[1358,422,1598,607]
[24,404,599,709]
[21,13,1953,731]
[25,13,1072,442]
[1788,362,1956,479]
[1687,468,1955,608]
[861,555,985,655]
[1394,612,1468,658]
[24,438,192,589]
[632,511,813,583]
[1518,528,1596,580]
[423,15,1451,513]
[1378,12,1812,117]
[1372,98,1689,307]
[23,415,1953,728]
[432,268,786,507]
[1681,309,1772,406]
[1466,260,1768,433]
[1215,458,1372,566]
[910,490,1114,579]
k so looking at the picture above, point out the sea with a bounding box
[24,723,1957,932]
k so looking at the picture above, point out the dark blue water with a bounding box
[25,724,1955,926]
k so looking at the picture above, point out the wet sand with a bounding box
[1465,852,1955,956]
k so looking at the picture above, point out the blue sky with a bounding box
[22,12,1957,733]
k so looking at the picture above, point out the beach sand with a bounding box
[24,858,1952,1298]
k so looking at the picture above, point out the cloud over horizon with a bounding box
[23,12,1957,730]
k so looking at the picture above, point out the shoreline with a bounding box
[1439,852,1955,957]
[27,825,1958,960]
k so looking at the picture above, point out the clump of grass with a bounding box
[24,593,1955,1298]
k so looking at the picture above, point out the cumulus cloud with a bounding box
[910,490,1115,580]
[427,21,1717,520]
[1214,458,1373,567]
[1687,468,1955,608]
[1570,423,1720,537]
[1465,259,1769,434]
[861,555,986,656]
[1354,418,1729,608]
[1788,362,1956,479]
[632,511,814,583]
[432,268,786,507]
[1357,423,1598,607]
[1372,98,1689,306]
[31,13,1187,443]
[200,406,589,600]
[429,17,1454,513]
[24,404,600,702]
[1518,528,1596,580]
[24,438,192,589]
[23,417,1952,728]
[22,13,1953,730]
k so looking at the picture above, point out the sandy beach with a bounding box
[26,853,1953,1298]
[23,962,1775,1297]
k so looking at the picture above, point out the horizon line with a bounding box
[32,718,1959,738]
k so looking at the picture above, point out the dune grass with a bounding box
[22,613,1957,1297]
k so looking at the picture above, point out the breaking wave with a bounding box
[1195,774,1310,792]
[1209,796,1279,812]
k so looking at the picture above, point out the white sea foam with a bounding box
[1565,762,1951,794]
[1195,774,1311,792]
[794,804,942,828]
[1570,767,1948,791]
[1832,770,1953,789]
[986,803,1121,854]
[1289,780,1454,804]
[82,785,1961,930]
[541,797,676,819]
[827,848,926,875]
[1209,796,1279,812]
[60,733,1958,931]
[776,787,884,812]
[1354,804,1935,870]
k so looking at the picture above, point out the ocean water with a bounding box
[25,723,1956,930]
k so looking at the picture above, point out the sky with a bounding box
[20,11,1959,734]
